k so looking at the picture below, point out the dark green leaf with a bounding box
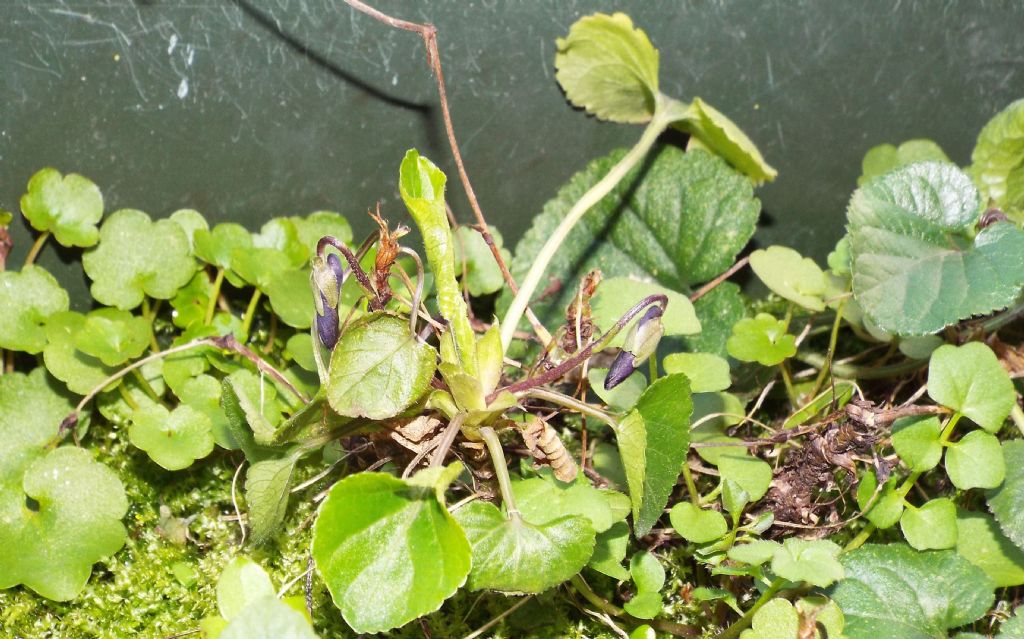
[682,282,746,358]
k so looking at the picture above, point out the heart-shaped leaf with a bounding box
[312,469,470,634]
[589,520,631,580]
[504,146,760,338]
[253,218,308,268]
[194,223,254,283]
[987,440,1024,551]
[856,472,904,528]
[829,544,994,639]
[726,313,796,366]
[891,415,943,472]
[969,98,1024,219]
[617,373,692,537]
[129,404,215,471]
[170,272,214,330]
[0,265,69,354]
[554,12,659,124]
[266,268,315,329]
[860,139,950,185]
[232,247,293,291]
[900,498,957,550]
[956,510,1024,587]
[749,245,828,311]
[771,538,843,588]
[928,342,1016,432]
[847,162,1024,335]
[326,314,436,420]
[512,476,617,533]
[668,502,728,543]
[590,278,700,347]
[717,454,772,502]
[83,209,197,310]
[454,500,594,593]
[739,597,845,639]
[290,210,352,255]
[662,352,730,393]
[20,167,104,247]
[945,430,1005,490]
[217,557,277,620]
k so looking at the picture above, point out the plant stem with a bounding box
[718,578,784,639]
[131,369,163,405]
[843,523,876,552]
[689,255,749,303]
[979,297,1024,333]
[240,289,263,343]
[205,268,225,325]
[796,352,926,380]
[523,388,618,429]
[681,460,700,507]
[117,383,140,411]
[808,298,845,399]
[23,231,49,267]
[648,351,659,383]
[500,105,673,351]
[779,360,797,408]
[480,426,521,520]
[569,575,624,617]
[1011,404,1024,438]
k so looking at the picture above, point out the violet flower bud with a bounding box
[604,305,665,390]
[313,252,345,349]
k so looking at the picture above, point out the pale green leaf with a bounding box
[311,470,471,633]
[168,209,208,249]
[74,308,152,366]
[829,544,994,639]
[326,314,436,420]
[232,247,293,291]
[717,454,772,502]
[662,352,730,393]
[668,502,728,543]
[928,342,1015,432]
[749,245,828,311]
[589,520,630,580]
[848,162,1024,335]
[860,139,950,185]
[194,222,254,280]
[129,404,214,471]
[855,472,904,529]
[891,415,943,472]
[771,538,843,588]
[589,367,646,413]
[956,510,1024,587]
[43,311,117,395]
[900,498,957,550]
[969,99,1024,218]
[0,265,69,354]
[217,557,277,620]
[591,277,700,348]
[290,210,352,255]
[454,225,510,296]
[20,167,104,247]
[83,209,197,309]
[739,598,798,639]
[988,440,1024,552]
[945,430,1005,490]
[266,268,314,329]
[512,476,616,533]
[727,540,781,566]
[726,313,796,366]
[675,98,777,184]
[554,12,659,124]
[623,591,662,620]
[253,218,308,268]
[221,596,320,639]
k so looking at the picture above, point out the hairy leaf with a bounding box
[987,440,1024,551]
[245,451,302,545]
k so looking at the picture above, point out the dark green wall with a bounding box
[4,1,1023,302]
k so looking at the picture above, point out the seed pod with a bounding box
[521,415,578,482]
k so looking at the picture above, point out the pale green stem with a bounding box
[240,289,263,342]
[808,298,845,399]
[1011,404,1024,438]
[23,231,49,267]
[569,574,624,617]
[500,105,673,351]
[521,388,618,429]
[843,524,875,553]
[205,268,225,325]
[648,351,659,383]
[131,369,163,405]
[681,460,700,507]
[779,360,797,407]
[480,426,521,521]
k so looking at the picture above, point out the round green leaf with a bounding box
[217,557,277,620]
[312,471,470,634]
[169,208,208,249]
[623,590,662,620]
[727,540,781,566]
[291,210,352,255]
[988,440,1024,552]
[829,544,995,639]
[253,218,308,268]
[176,374,234,450]
[749,245,828,311]
[512,476,616,534]
[20,167,104,247]
[0,265,69,354]
[848,162,1024,335]
[170,272,214,330]
[891,415,943,472]
[83,209,197,309]
[662,352,730,392]
[739,598,799,639]
[591,277,700,348]
[43,311,118,395]
[945,430,1005,490]
[969,98,1024,217]
[860,139,950,185]
[717,454,772,502]
[326,314,436,420]
[900,498,957,550]
[554,12,659,124]
[221,596,319,639]
[673,98,777,185]
[956,510,1024,587]
[928,342,1016,432]
[589,520,631,580]
[668,502,728,543]
[266,268,314,329]
[771,538,843,588]
[629,550,665,593]
[232,247,293,291]
[0,446,127,601]
[74,308,152,366]
[726,313,796,366]
[129,404,215,471]
[856,471,905,529]
[194,222,253,275]
[454,500,594,594]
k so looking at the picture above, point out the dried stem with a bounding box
[689,255,749,302]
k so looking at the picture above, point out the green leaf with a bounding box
[175,374,233,449]
[83,209,197,309]
[589,520,631,579]
[726,313,796,366]
[956,510,1024,587]
[946,430,1005,490]
[326,314,436,420]
[668,502,728,543]
[245,451,302,545]
[727,540,781,566]
[454,225,510,296]
[662,352,730,392]
[311,470,471,633]
[0,265,69,354]
[690,391,746,465]
[749,245,828,311]
[221,370,285,457]
[217,557,277,620]
[129,404,214,471]
[717,454,772,502]
[848,162,1024,334]
[740,598,845,639]
[0,446,128,601]
[589,367,646,412]
[291,210,352,255]
[0,368,76,481]
[512,476,616,533]
[1000,608,1024,639]
[624,591,662,620]
[771,538,843,588]
[855,472,904,528]
[928,342,1016,432]
[170,272,214,330]
[969,99,1024,218]
[169,209,208,249]
[454,500,594,594]
[221,597,320,639]
[232,247,293,291]
[554,12,659,124]
[74,308,152,366]
[829,544,995,639]
[20,167,104,247]
[890,415,943,472]
[266,268,314,329]
[504,146,760,338]
[860,139,950,185]
[617,374,693,536]
[194,222,254,281]
[253,218,308,268]
[988,440,1024,551]
[591,278,700,348]
[900,498,957,550]
[683,282,746,358]
[674,98,777,185]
